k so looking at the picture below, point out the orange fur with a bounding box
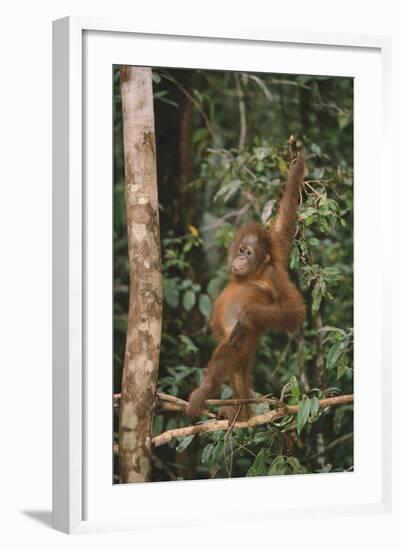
[187,155,306,421]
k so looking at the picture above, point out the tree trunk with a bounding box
[119,66,163,483]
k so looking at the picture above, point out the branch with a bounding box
[114,391,285,421]
[201,203,250,231]
[114,391,281,411]
[325,432,353,451]
[204,395,277,406]
[152,394,354,447]
[157,392,216,418]
[160,71,216,143]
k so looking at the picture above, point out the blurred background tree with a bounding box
[113,67,353,482]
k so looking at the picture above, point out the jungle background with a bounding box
[113,66,354,482]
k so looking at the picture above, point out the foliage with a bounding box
[113,67,354,482]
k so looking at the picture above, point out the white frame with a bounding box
[52,16,392,534]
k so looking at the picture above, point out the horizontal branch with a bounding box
[157,392,215,418]
[204,395,277,406]
[114,391,216,418]
[114,391,281,411]
[325,431,353,451]
[152,394,354,447]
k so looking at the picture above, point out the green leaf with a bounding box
[261,199,276,224]
[299,240,309,257]
[289,376,300,400]
[323,267,342,282]
[338,112,350,130]
[248,75,273,100]
[193,127,209,143]
[207,277,221,298]
[176,435,195,453]
[256,161,264,172]
[337,362,346,379]
[290,246,300,270]
[305,212,317,226]
[286,456,307,474]
[220,385,233,399]
[310,142,321,156]
[277,157,288,175]
[253,430,270,444]
[214,180,243,204]
[268,456,288,476]
[253,146,270,160]
[318,326,346,337]
[297,396,311,435]
[326,342,344,370]
[163,279,179,308]
[201,443,214,463]
[310,396,320,418]
[199,294,212,318]
[182,290,196,311]
[179,335,198,354]
[312,167,325,179]
[181,279,192,289]
[247,449,268,477]
[212,440,225,462]
[312,284,322,315]
[301,206,318,220]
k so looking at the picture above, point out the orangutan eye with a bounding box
[239,246,245,254]
[246,249,252,257]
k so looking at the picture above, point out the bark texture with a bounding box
[119,66,163,483]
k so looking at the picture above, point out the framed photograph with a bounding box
[52,17,392,534]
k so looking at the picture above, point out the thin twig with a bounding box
[160,72,216,142]
[205,395,275,406]
[279,380,292,404]
[157,392,188,406]
[157,392,216,418]
[269,336,293,380]
[114,392,280,410]
[241,188,261,215]
[223,404,242,476]
[268,78,312,90]
[325,432,353,451]
[152,394,354,447]
[201,203,250,231]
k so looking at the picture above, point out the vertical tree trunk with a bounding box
[119,66,163,483]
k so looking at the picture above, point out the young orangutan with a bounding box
[187,153,306,421]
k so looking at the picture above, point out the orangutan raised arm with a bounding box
[187,152,306,422]
[273,153,305,266]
